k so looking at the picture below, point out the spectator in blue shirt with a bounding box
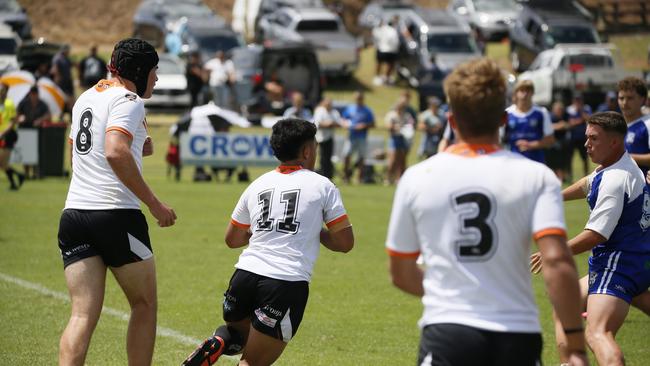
[341,91,374,183]
[618,77,650,175]
[596,91,620,113]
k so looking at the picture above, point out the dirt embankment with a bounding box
[18,0,446,53]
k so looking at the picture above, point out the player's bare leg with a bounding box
[59,256,107,366]
[554,275,589,363]
[386,150,397,184]
[182,319,249,365]
[343,155,352,183]
[585,294,629,366]
[111,258,157,366]
[631,290,650,316]
[238,327,287,366]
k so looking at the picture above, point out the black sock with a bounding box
[5,168,16,188]
[214,325,244,355]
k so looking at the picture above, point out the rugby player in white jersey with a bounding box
[386,58,587,366]
[182,118,354,366]
[57,38,176,366]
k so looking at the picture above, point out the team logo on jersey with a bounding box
[529,118,538,127]
[626,132,636,145]
[124,93,137,102]
[588,271,598,287]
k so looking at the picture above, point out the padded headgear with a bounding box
[108,38,158,97]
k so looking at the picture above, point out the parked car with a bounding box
[145,53,191,109]
[0,0,31,40]
[133,0,223,49]
[518,44,636,107]
[229,43,322,122]
[397,9,481,88]
[508,0,599,72]
[357,0,416,46]
[0,24,20,74]
[232,0,324,42]
[168,18,242,62]
[448,0,520,41]
[257,7,358,78]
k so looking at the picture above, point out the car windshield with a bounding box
[473,0,516,12]
[165,3,213,18]
[195,34,240,53]
[0,38,17,54]
[544,26,599,47]
[0,0,21,12]
[158,58,183,74]
[296,20,338,31]
[427,33,478,53]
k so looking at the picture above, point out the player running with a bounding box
[182,118,354,366]
[532,112,650,366]
[386,58,587,366]
[57,38,176,365]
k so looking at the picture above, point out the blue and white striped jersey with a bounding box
[624,116,650,176]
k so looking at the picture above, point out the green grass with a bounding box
[1,124,649,365]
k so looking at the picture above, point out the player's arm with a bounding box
[389,255,423,296]
[562,176,588,201]
[225,221,252,248]
[536,234,587,359]
[105,131,176,227]
[321,214,354,253]
[567,229,606,255]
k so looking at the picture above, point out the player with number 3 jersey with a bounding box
[386,59,587,366]
[182,118,354,366]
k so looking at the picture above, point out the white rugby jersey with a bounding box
[65,80,148,210]
[386,143,566,333]
[231,166,349,282]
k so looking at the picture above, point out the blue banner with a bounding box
[180,133,278,166]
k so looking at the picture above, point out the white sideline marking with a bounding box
[0,272,238,360]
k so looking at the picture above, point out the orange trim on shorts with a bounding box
[386,248,420,259]
[106,126,133,139]
[276,165,303,174]
[533,228,567,241]
[230,219,251,229]
[445,143,501,157]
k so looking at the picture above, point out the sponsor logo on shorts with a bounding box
[63,243,91,257]
[589,271,598,287]
[263,305,283,317]
[614,285,627,294]
[255,308,277,328]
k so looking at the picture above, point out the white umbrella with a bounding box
[1,70,67,116]
[190,102,251,129]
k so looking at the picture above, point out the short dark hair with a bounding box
[270,118,317,162]
[587,112,627,137]
[617,77,648,99]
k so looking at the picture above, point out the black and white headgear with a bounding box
[107,38,158,97]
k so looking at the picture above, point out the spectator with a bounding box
[417,96,444,159]
[618,76,650,175]
[384,95,415,184]
[78,45,107,89]
[372,18,399,86]
[643,91,650,115]
[17,86,51,179]
[0,83,24,190]
[185,52,207,108]
[51,44,74,97]
[313,97,341,179]
[504,80,554,163]
[283,92,312,120]
[596,91,620,113]
[262,70,285,110]
[546,101,572,182]
[567,94,592,179]
[341,91,374,184]
[204,51,235,109]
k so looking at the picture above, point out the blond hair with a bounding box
[443,58,506,137]
[514,79,535,93]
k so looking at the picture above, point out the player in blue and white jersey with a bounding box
[618,77,650,176]
[505,80,554,163]
[533,112,650,365]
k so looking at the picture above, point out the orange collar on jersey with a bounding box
[94,79,124,92]
[276,165,303,174]
[445,143,501,157]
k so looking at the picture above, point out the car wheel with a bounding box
[510,47,521,73]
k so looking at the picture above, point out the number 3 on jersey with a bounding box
[75,109,93,155]
[256,189,301,234]
[451,190,498,262]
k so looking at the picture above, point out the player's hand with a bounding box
[530,252,542,274]
[143,136,154,157]
[567,351,589,366]
[515,139,531,151]
[149,200,176,227]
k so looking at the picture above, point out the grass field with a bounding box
[2,35,650,365]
